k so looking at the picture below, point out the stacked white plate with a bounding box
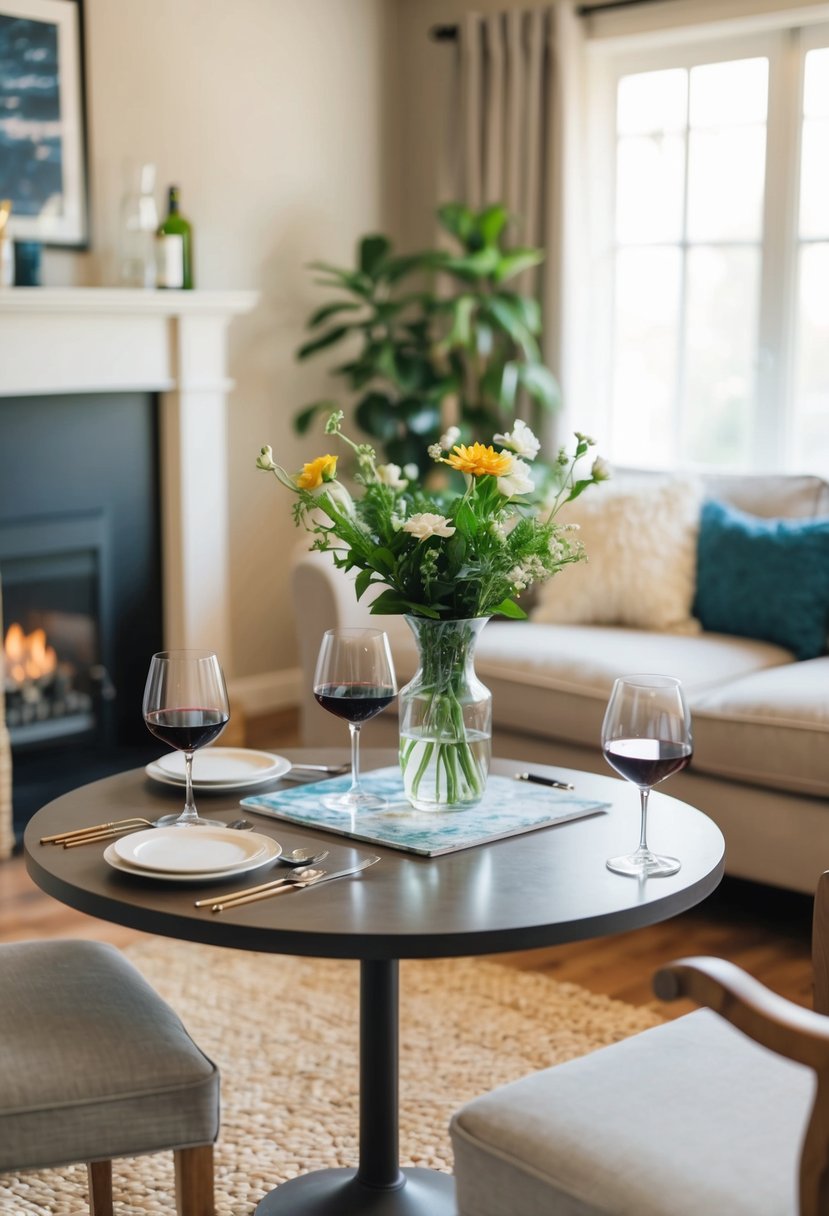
[145,747,292,792]
[103,825,283,883]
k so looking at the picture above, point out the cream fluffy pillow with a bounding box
[532,476,703,633]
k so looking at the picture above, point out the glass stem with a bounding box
[181,750,198,824]
[349,723,362,794]
[637,787,650,854]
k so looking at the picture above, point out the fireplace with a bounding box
[0,286,257,852]
[0,392,164,834]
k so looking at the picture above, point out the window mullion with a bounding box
[755,28,802,469]
[675,72,691,469]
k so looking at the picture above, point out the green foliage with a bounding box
[258,414,607,622]
[293,203,560,474]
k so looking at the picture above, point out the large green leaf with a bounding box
[398,397,441,436]
[384,433,429,469]
[437,202,476,244]
[306,301,364,329]
[293,400,338,434]
[497,292,541,335]
[355,392,399,441]
[441,247,500,279]
[308,262,374,296]
[493,247,545,284]
[477,204,509,247]
[483,297,540,360]
[518,363,560,410]
[360,235,391,278]
[489,597,528,620]
[297,326,351,361]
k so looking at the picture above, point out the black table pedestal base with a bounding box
[254,1167,456,1215]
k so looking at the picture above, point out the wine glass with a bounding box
[143,650,230,827]
[313,628,397,813]
[601,674,692,877]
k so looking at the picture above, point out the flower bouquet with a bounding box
[258,413,607,810]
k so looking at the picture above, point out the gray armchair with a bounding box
[450,874,829,1216]
[0,939,220,1215]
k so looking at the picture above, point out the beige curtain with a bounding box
[440,3,587,447]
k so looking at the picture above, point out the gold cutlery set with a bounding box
[40,818,157,847]
[195,856,381,913]
[40,820,379,912]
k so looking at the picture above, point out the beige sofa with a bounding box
[292,472,829,896]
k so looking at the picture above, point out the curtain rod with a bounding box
[429,0,665,39]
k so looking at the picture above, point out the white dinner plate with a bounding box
[103,839,282,884]
[144,763,292,794]
[153,749,291,787]
[152,748,291,786]
[113,826,279,874]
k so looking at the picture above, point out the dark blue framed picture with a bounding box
[0,0,89,247]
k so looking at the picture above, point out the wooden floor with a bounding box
[2,708,815,1022]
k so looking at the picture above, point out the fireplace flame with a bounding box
[4,623,58,685]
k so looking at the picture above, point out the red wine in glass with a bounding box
[603,739,692,788]
[145,708,230,752]
[314,683,397,724]
[143,650,230,827]
[313,629,397,814]
[601,675,692,877]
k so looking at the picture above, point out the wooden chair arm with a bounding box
[654,956,829,1072]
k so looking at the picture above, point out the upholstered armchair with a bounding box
[451,873,829,1216]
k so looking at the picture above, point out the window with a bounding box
[586,22,829,474]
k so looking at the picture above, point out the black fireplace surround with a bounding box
[0,392,164,835]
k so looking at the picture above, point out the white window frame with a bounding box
[584,15,829,473]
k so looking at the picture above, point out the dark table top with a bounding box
[25,749,725,960]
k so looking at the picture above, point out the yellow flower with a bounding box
[445,443,513,478]
[296,454,338,490]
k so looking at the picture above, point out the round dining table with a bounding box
[25,749,725,1215]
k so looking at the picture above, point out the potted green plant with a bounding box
[293,203,561,476]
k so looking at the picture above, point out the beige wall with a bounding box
[42,0,398,687]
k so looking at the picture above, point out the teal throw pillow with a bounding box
[694,499,829,660]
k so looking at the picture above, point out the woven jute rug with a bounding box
[0,939,663,1215]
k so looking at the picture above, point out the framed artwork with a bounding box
[0,0,89,247]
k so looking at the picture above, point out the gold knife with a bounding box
[209,856,380,913]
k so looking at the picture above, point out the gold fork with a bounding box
[40,818,154,846]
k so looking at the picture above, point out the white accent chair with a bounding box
[450,873,829,1216]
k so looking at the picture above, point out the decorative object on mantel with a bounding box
[257,413,607,811]
[292,202,563,478]
[118,162,159,288]
[156,184,194,290]
[13,240,41,286]
[0,0,90,248]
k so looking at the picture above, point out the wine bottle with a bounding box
[156,185,193,289]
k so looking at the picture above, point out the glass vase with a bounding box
[398,616,491,812]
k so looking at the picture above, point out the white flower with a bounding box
[402,512,456,541]
[497,456,535,498]
[376,462,408,491]
[256,445,278,471]
[493,419,541,461]
[427,443,443,461]
[591,455,611,482]
[390,513,406,532]
[402,463,419,481]
[439,425,461,450]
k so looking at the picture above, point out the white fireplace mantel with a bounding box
[0,287,258,664]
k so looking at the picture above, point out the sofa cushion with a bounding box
[468,622,793,750]
[531,477,703,634]
[450,1009,810,1216]
[695,499,829,660]
[690,656,829,797]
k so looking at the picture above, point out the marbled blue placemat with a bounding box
[241,767,610,856]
